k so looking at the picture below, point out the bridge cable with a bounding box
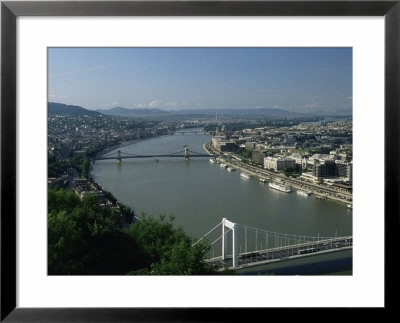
[191,220,223,247]
[168,150,186,155]
[208,227,232,248]
[100,151,118,157]
[117,150,186,157]
[120,151,140,156]
[203,228,233,258]
[188,150,208,155]
[235,223,336,241]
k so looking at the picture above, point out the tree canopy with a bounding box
[48,188,223,275]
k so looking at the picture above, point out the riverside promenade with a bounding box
[203,143,352,205]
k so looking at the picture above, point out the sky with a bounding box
[48,47,352,114]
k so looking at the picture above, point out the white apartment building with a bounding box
[264,156,296,171]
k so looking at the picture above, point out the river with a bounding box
[93,128,352,262]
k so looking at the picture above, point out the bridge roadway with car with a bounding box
[206,236,353,271]
[193,218,352,271]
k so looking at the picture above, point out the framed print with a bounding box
[1,0,399,320]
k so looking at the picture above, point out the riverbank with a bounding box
[203,142,352,206]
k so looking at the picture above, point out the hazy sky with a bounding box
[48,47,352,114]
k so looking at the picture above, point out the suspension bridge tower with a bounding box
[183,145,189,161]
[117,150,121,164]
[222,218,238,268]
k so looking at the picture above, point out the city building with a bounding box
[264,156,296,171]
[74,178,105,200]
[252,150,267,165]
[211,136,237,152]
[305,154,337,178]
[335,160,353,181]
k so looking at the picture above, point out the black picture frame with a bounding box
[1,0,398,321]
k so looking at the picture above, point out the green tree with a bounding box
[125,215,218,275]
[283,167,296,177]
[48,189,140,275]
[147,239,215,275]
[232,147,252,160]
[48,189,220,275]
[48,188,81,214]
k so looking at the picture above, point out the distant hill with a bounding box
[174,107,309,118]
[49,102,349,120]
[96,106,312,119]
[96,107,171,118]
[324,108,352,117]
[48,102,103,117]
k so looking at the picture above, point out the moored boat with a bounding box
[297,190,312,197]
[240,173,252,179]
[268,182,291,193]
[259,178,267,183]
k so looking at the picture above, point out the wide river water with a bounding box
[93,128,352,259]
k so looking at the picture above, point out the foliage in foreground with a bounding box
[48,189,221,275]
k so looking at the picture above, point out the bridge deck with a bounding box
[96,154,210,160]
[206,237,352,270]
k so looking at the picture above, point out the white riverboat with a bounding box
[259,178,268,183]
[297,190,312,197]
[227,167,236,172]
[209,158,216,163]
[347,204,353,209]
[220,163,227,168]
[240,173,252,179]
[269,182,291,193]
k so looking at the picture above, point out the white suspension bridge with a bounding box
[193,218,352,271]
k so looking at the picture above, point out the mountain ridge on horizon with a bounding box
[49,102,351,119]
[48,102,103,117]
[96,105,318,118]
